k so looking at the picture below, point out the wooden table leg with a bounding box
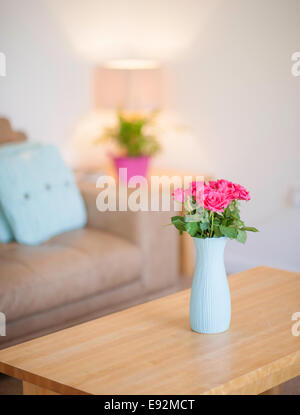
[261,385,282,395]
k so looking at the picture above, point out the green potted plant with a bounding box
[99,110,161,182]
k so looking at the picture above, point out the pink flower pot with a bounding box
[112,156,150,183]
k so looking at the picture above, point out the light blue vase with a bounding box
[190,237,231,334]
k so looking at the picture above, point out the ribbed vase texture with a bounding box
[190,237,231,334]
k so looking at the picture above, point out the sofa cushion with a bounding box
[0,228,141,322]
[0,144,87,245]
[0,141,41,243]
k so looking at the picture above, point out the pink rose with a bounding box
[172,188,185,202]
[187,181,210,206]
[209,179,250,201]
[204,189,232,212]
[172,181,209,205]
[209,179,237,200]
[233,183,251,201]
[187,181,207,196]
[172,179,250,209]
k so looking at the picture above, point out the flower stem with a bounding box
[210,211,214,237]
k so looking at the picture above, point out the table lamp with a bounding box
[93,59,163,111]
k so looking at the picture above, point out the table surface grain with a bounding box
[0,266,299,395]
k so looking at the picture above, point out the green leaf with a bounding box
[184,213,203,222]
[200,222,210,231]
[184,198,197,213]
[224,207,231,218]
[237,229,247,243]
[213,225,222,237]
[202,209,210,222]
[171,216,186,232]
[220,225,238,239]
[186,222,199,237]
[226,217,234,226]
[241,226,259,232]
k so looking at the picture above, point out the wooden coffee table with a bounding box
[0,266,299,395]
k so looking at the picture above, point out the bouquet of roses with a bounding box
[171,179,258,243]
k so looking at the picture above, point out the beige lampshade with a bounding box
[93,59,163,111]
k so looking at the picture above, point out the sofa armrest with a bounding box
[78,181,179,292]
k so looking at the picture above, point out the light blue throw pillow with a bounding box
[0,141,41,158]
[0,144,87,245]
[0,204,13,243]
[0,141,41,243]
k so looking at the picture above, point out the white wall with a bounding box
[1,0,300,227]
[168,0,300,225]
[0,0,91,150]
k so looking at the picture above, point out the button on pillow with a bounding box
[0,144,87,245]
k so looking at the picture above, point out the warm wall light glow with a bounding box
[103,59,160,70]
[46,0,219,62]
